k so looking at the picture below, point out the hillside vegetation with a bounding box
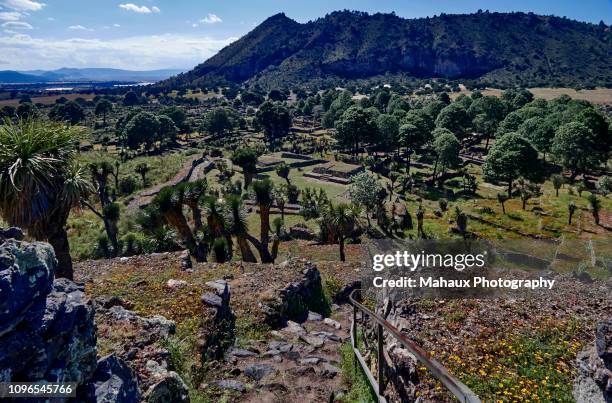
[164,11,611,89]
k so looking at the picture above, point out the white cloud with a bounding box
[201,13,222,24]
[119,3,159,14]
[113,24,120,27]
[0,11,21,21]
[1,0,45,11]
[68,25,93,31]
[0,32,236,70]
[2,21,32,29]
[47,17,55,21]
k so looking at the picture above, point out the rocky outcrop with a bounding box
[94,299,190,401]
[257,259,329,327]
[573,320,612,403]
[0,240,96,385]
[0,239,140,402]
[199,280,236,361]
[87,354,141,403]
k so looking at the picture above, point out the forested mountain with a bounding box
[165,10,611,88]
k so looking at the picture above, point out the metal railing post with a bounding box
[352,303,358,370]
[377,323,385,396]
[347,289,480,403]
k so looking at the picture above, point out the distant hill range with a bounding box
[164,11,611,88]
[0,68,184,84]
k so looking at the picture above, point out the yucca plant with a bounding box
[202,195,233,259]
[321,203,361,261]
[0,119,89,279]
[251,179,274,263]
[182,179,207,229]
[225,195,257,262]
[153,186,205,261]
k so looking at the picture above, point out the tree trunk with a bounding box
[244,172,253,189]
[568,212,573,225]
[246,233,272,263]
[165,211,204,261]
[507,179,513,199]
[103,217,119,257]
[406,152,411,175]
[260,206,270,248]
[484,135,490,152]
[271,237,280,261]
[338,236,346,262]
[190,204,203,230]
[431,155,439,184]
[501,202,506,214]
[48,228,73,280]
[237,236,257,263]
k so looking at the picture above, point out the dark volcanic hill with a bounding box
[165,10,611,88]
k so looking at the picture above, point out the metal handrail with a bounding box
[348,289,481,403]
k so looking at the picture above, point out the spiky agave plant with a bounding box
[202,195,233,259]
[0,118,89,279]
[225,195,257,262]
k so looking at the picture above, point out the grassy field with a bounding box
[0,92,96,106]
[451,87,612,104]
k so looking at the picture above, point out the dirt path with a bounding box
[215,304,353,402]
[126,155,204,212]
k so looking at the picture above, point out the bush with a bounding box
[119,176,139,195]
[213,237,228,263]
[438,198,448,211]
[286,184,300,204]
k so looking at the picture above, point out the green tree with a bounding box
[95,99,113,125]
[431,129,461,183]
[518,117,555,160]
[334,106,377,156]
[376,114,400,152]
[255,101,292,150]
[123,90,139,106]
[201,108,239,137]
[483,133,542,198]
[124,112,160,150]
[348,172,383,228]
[231,148,258,188]
[49,101,84,125]
[275,162,291,185]
[552,122,606,180]
[0,120,89,279]
[158,114,178,147]
[435,102,471,139]
[398,123,428,174]
[161,106,188,131]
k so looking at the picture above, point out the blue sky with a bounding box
[0,0,610,71]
